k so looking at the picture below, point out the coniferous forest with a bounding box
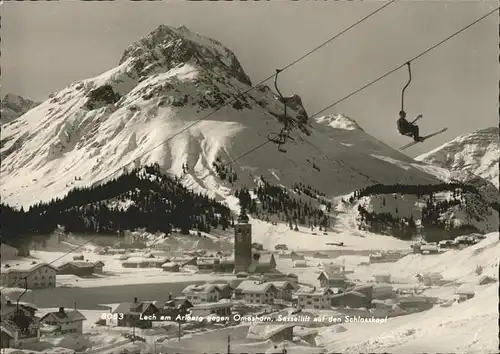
[236,176,331,230]
[0,164,231,247]
[344,182,491,242]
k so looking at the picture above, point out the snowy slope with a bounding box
[1,25,442,210]
[416,127,499,189]
[0,93,40,125]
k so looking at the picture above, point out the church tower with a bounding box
[234,209,252,273]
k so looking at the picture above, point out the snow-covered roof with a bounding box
[39,309,86,323]
[1,263,57,274]
[318,269,346,280]
[269,281,293,290]
[235,281,277,294]
[295,287,333,296]
[182,284,220,294]
[59,261,94,269]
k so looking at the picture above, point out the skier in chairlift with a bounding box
[397,110,423,142]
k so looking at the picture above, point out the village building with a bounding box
[93,261,105,273]
[330,290,370,308]
[162,297,193,318]
[107,298,160,328]
[397,296,433,312]
[351,285,373,303]
[1,319,40,349]
[317,270,347,288]
[39,307,87,335]
[268,281,295,302]
[248,253,277,274]
[234,281,278,305]
[213,257,235,273]
[161,262,180,272]
[181,284,222,304]
[209,283,233,299]
[0,263,57,289]
[247,323,295,343]
[57,261,95,277]
[73,255,84,261]
[295,287,334,310]
[197,259,215,272]
[189,302,234,318]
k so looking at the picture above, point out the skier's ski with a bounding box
[399,128,448,150]
[411,114,423,124]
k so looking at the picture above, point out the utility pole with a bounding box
[178,321,181,341]
[227,335,231,354]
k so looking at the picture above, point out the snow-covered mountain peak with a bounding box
[0,93,39,125]
[314,114,363,131]
[416,127,499,188]
[119,25,251,86]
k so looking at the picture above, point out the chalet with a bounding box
[247,323,295,343]
[93,261,105,273]
[317,270,347,288]
[108,298,160,328]
[181,284,222,304]
[295,287,333,310]
[331,291,370,308]
[57,261,95,276]
[162,297,193,318]
[1,319,40,349]
[161,262,180,272]
[269,281,295,301]
[39,307,86,334]
[1,299,38,328]
[189,302,234,318]
[373,273,391,284]
[0,263,57,289]
[248,253,276,274]
[234,281,278,305]
[209,283,233,299]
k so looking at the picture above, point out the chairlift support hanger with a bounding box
[401,62,412,113]
[268,69,294,153]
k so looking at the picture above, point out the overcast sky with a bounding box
[2,0,498,156]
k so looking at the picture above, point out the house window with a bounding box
[307,301,312,305]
